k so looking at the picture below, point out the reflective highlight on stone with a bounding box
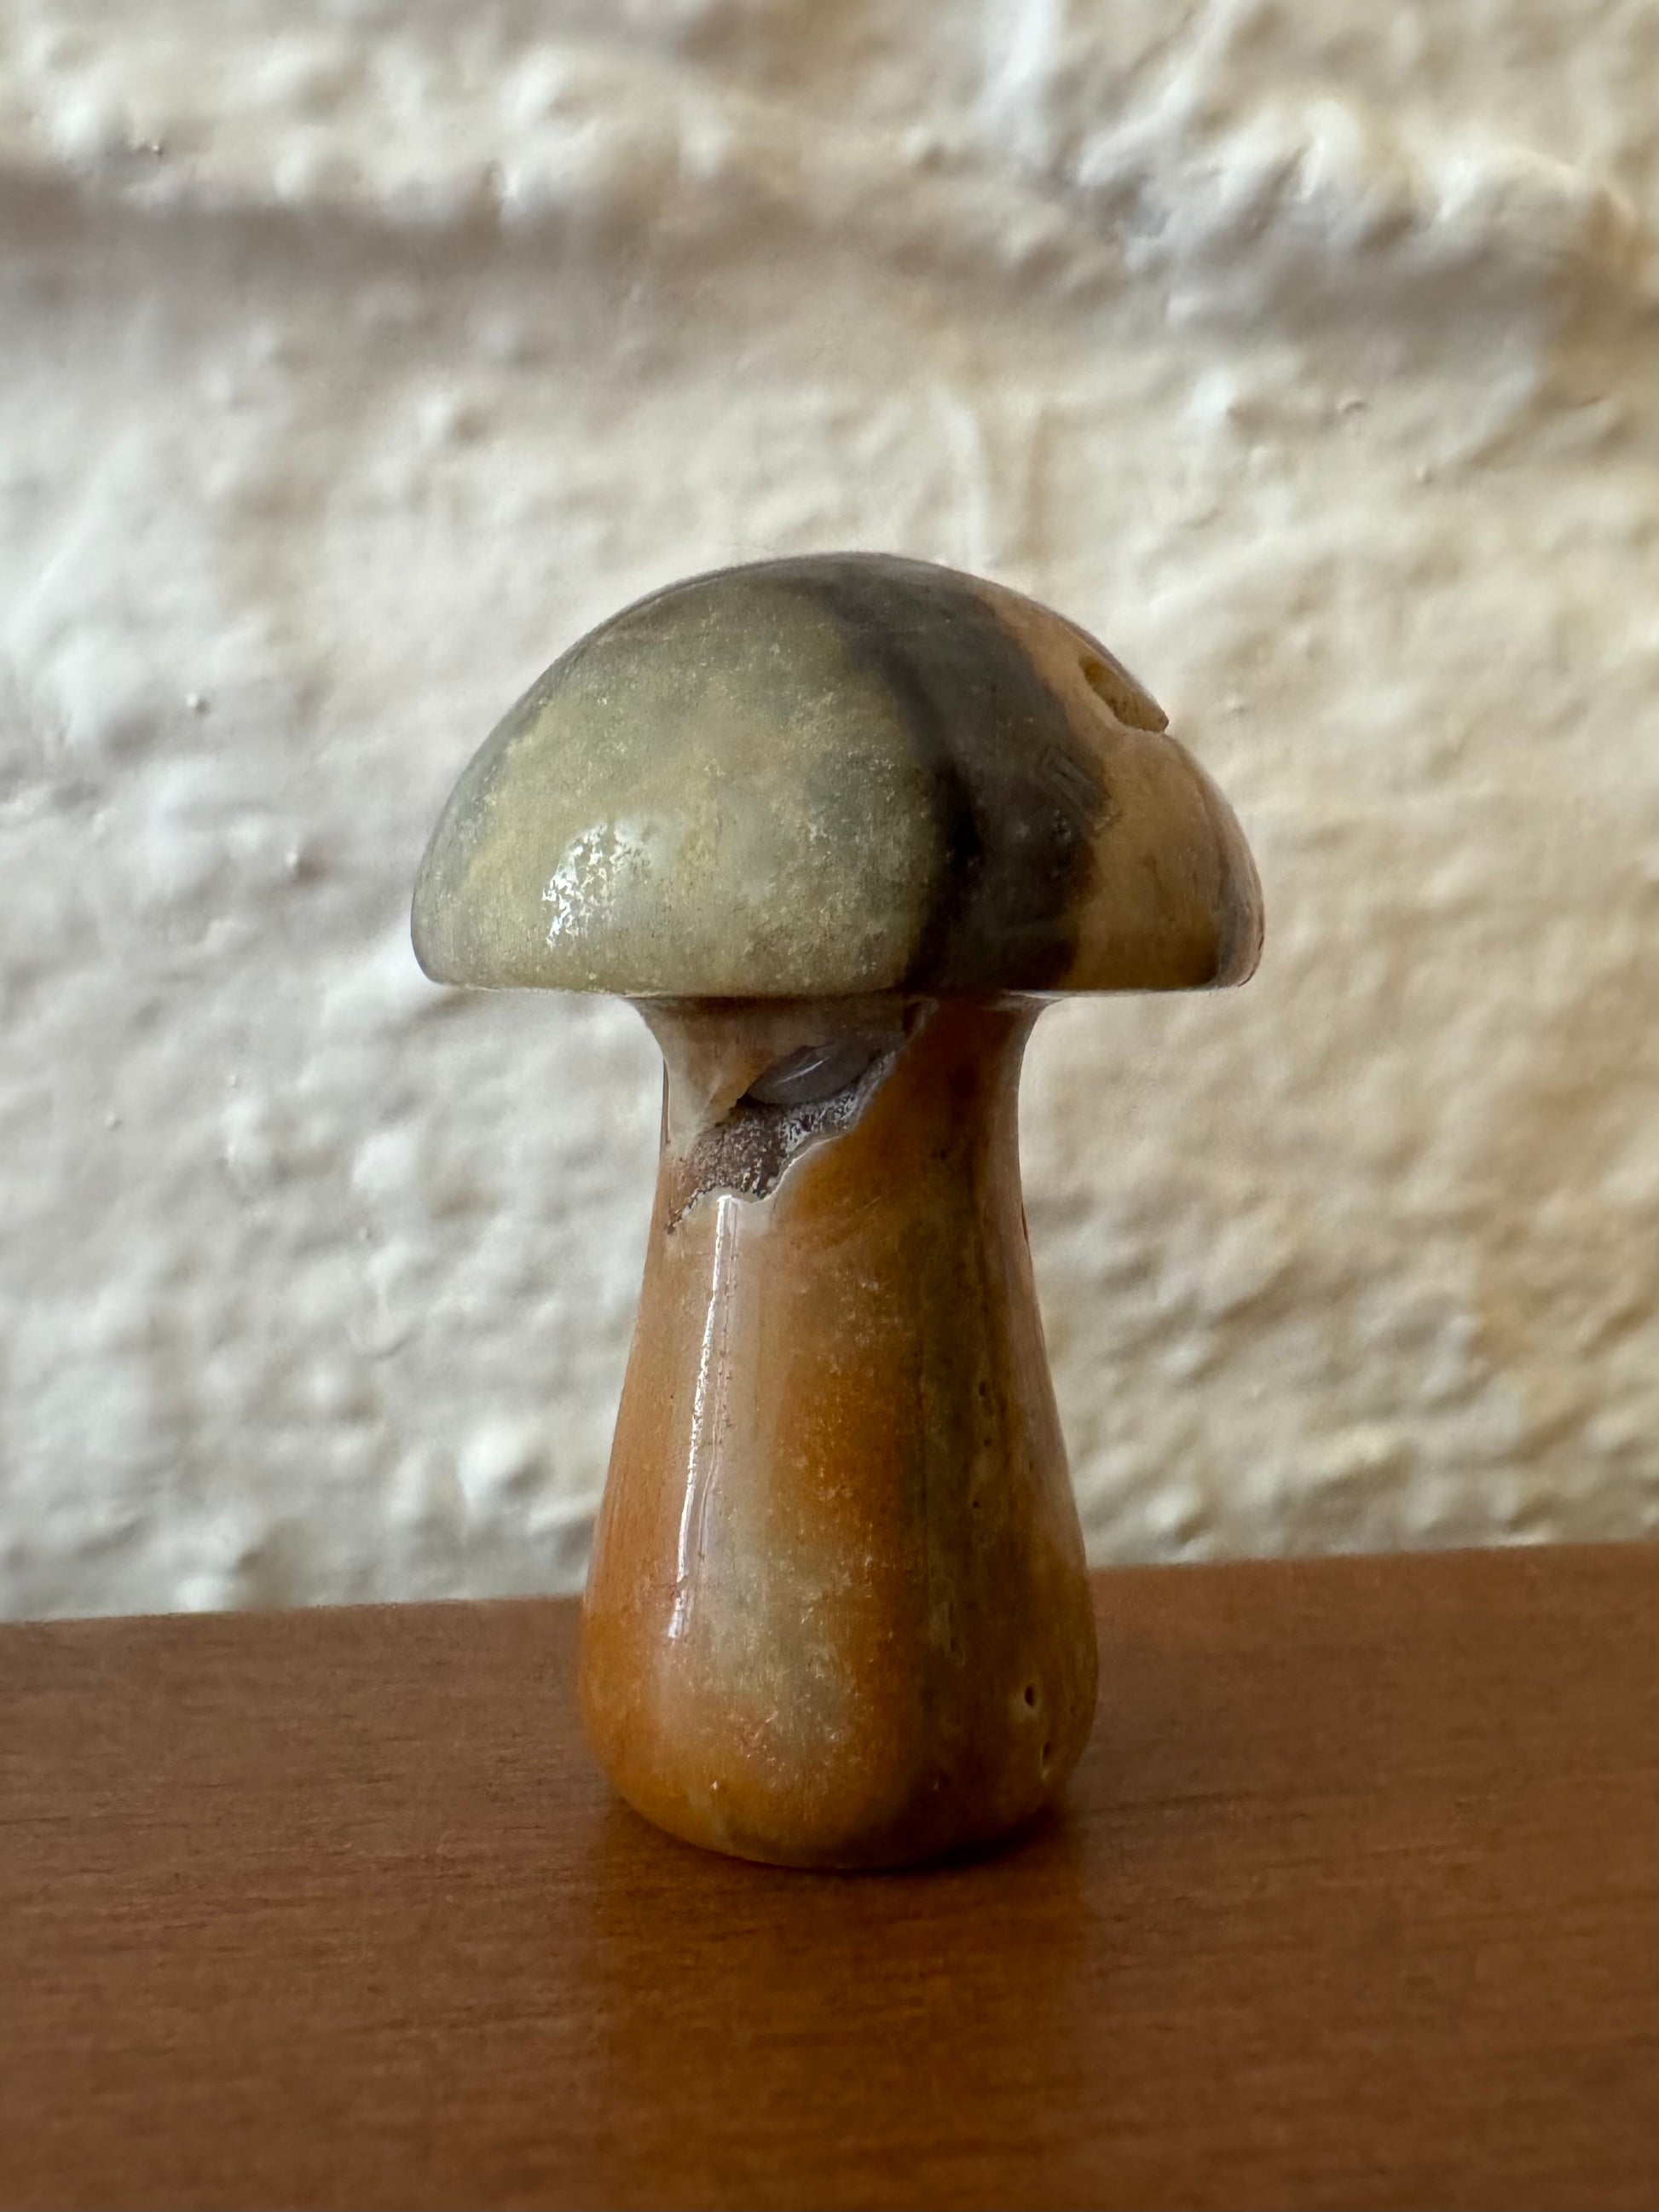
[412,553,1263,1000]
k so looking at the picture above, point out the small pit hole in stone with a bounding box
[1041,1740,1054,1771]
[1023,1682,1038,1708]
[1078,651,1164,733]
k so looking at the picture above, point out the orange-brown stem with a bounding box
[580,995,1097,1867]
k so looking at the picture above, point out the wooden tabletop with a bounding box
[2,1544,1655,2212]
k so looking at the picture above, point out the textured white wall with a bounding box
[3,0,1657,1618]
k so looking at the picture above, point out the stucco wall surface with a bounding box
[3,0,1657,1617]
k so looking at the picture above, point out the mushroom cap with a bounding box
[412,553,1263,999]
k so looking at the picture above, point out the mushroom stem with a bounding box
[580,994,1098,1868]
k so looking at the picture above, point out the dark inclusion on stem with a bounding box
[668,1025,902,1224]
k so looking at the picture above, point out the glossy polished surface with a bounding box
[412,558,1261,1866]
[581,995,1097,1867]
[411,554,1262,1000]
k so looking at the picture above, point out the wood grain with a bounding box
[2,1546,1655,2211]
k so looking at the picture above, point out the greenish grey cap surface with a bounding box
[412,553,1263,999]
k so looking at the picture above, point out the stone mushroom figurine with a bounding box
[412,553,1263,1869]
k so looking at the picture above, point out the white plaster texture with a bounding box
[3,0,1657,1618]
